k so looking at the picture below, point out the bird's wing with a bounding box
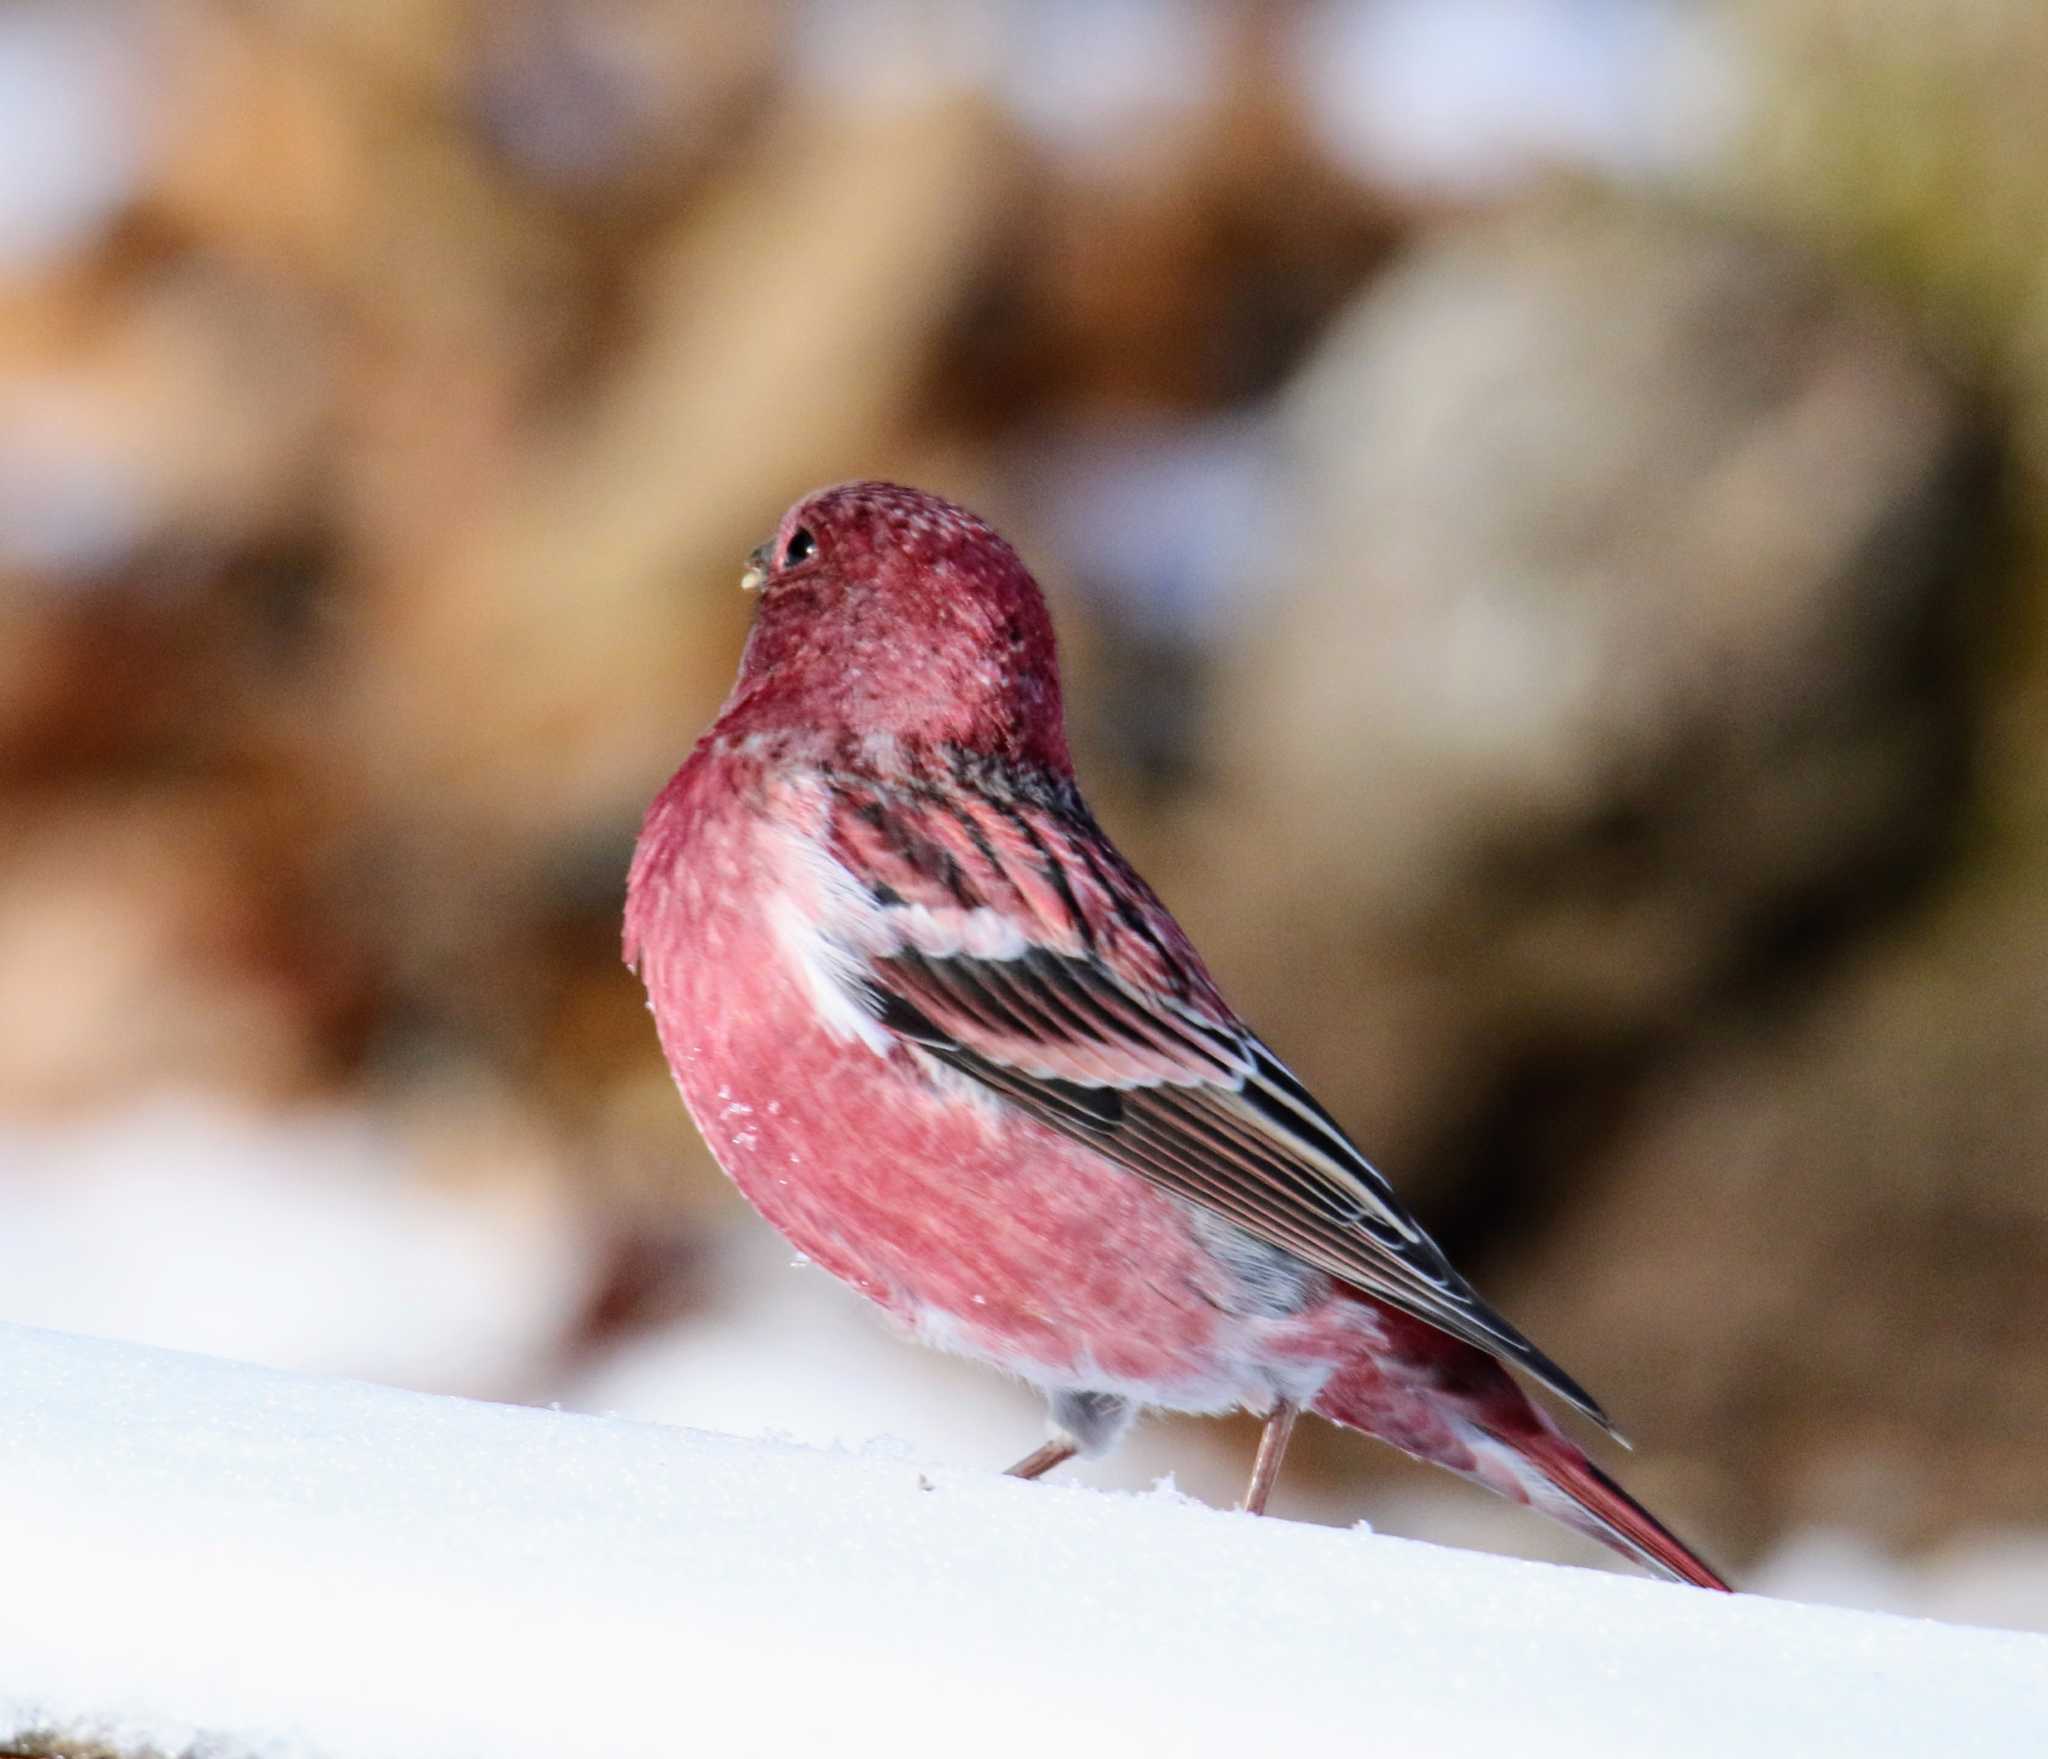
[815,768,1615,1435]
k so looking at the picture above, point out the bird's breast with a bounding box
[626,760,1350,1408]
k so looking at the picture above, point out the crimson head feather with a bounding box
[723,481,1071,773]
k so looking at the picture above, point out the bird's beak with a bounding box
[740,543,770,593]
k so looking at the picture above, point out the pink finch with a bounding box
[626,481,1728,1590]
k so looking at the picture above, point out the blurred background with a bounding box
[1,0,2044,1627]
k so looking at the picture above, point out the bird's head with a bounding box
[720,481,1071,773]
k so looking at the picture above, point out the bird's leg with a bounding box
[1007,1391,1128,1482]
[1241,1399,1301,1516]
[1005,1439,1078,1481]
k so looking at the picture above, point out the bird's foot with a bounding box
[1004,1439,1078,1482]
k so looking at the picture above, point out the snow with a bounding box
[0,1096,595,1394]
[1025,415,1281,641]
[1290,0,1742,197]
[1749,1526,2048,1637]
[4,1102,2045,1631]
[0,2,157,274]
[1,1323,2042,1758]
[572,1220,1048,1460]
[792,0,1222,155]
[986,0,1224,161]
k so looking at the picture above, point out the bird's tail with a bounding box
[1495,1424,1732,1591]
[1312,1327,1731,1591]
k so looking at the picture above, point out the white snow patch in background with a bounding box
[0,2,159,273]
[792,0,1218,157]
[790,0,1003,115]
[988,0,1223,160]
[1,1322,2044,1758]
[1291,0,1745,198]
[1752,1526,2048,1636]
[1027,414,1281,639]
[0,1095,594,1395]
[571,1222,1036,1454]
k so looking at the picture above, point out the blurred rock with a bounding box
[1189,193,1994,1142]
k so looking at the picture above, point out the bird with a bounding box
[625,480,1729,1590]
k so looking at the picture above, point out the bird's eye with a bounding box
[782,527,818,568]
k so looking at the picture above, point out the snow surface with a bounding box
[2,1323,2042,1758]
[5,1101,2044,1628]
